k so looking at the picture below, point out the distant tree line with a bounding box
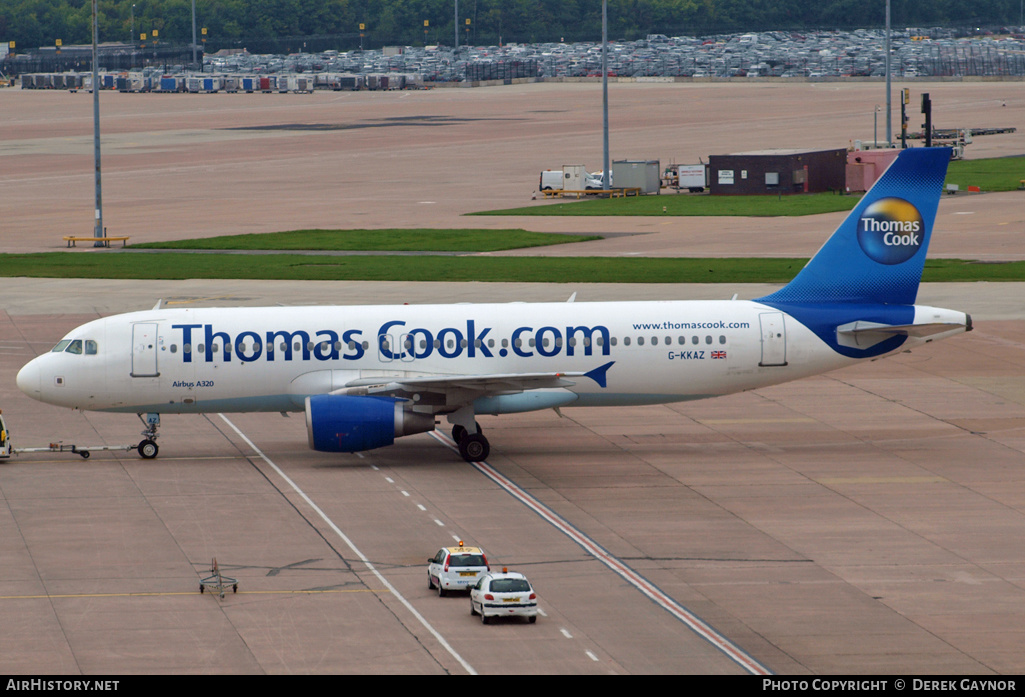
[2,0,1021,54]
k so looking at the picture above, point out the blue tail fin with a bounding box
[756,147,950,306]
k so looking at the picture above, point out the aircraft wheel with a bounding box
[459,433,489,463]
[451,422,482,444]
[138,439,159,459]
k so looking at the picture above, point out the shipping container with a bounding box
[612,160,661,194]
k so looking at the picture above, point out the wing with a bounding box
[332,361,615,410]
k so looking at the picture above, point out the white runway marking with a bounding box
[219,414,478,676]
[431,430,771,676]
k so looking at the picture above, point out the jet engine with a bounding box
[305,394,435,453]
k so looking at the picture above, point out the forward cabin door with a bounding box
[131,323,160,377]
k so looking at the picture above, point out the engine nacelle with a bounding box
[305,394,435,453]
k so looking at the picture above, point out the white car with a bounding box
[469,570,538,624]
[427,543,490,597]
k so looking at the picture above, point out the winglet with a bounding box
[584,361,615,388]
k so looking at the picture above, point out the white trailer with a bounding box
[676,164,707,192]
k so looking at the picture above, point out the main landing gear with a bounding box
[137,413,160,459]
[451,421,490,463]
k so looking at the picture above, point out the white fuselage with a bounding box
[15,300,967,417]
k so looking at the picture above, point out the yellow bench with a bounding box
[63,236,130,248]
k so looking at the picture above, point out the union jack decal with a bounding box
[711,350,727,359]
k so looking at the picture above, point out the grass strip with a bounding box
[473,192,860,217]
[945,156,1025,192]
[131,228,600,252]
[3,253,1025,284]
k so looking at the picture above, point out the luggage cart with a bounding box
[199,558,238,599]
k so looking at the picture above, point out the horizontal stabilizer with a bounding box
[836,320,968,349]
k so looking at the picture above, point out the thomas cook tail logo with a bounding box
[857,197,924,265]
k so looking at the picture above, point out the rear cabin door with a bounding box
[758,312,788,367]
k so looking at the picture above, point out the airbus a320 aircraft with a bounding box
[18,147,969,463]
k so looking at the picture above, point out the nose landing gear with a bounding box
[137,413,160,459]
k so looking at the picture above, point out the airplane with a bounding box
[16,147,970,463]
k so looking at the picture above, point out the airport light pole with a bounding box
[601,0,609,190]
[885,0,892,146]
[91,0,104,245]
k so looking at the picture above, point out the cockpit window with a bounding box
[50,339,97,355]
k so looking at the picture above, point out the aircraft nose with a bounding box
[16,359,41,399]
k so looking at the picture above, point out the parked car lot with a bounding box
[14,26,1023,89]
